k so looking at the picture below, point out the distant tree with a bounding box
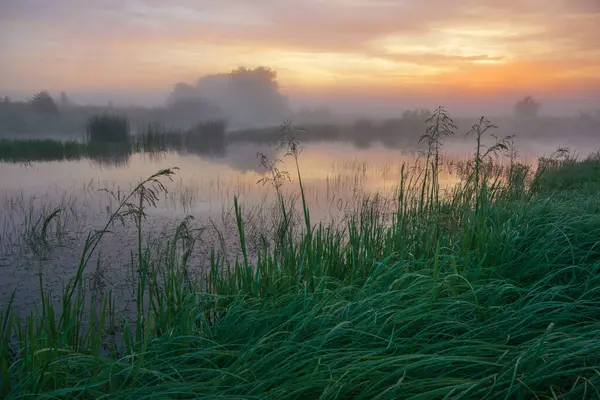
[401,108,432,121]
[195,66,291,126]
[3,96,9,103]
[351,118,375,149]
[514,96,541,119]
[578,110,600,126]
[31,90,59,114]
[400,108,432,133]
[58,91,76,109]
[296,105,333,124]
[353,117,375,131]
[165,82,224,127]
[166,82,201,106]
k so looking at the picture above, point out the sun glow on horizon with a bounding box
[0,0,599,100]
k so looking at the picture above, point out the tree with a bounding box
[165,82,224,128]
[296,105,333,124]
[402,108,432,121]
[31,90,59,114]
[59,91,76,109]
[195,66,291,127]
[514,96,540,119]
[166,82,201,106]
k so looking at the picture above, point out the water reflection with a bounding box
[2,116,598,168]
[0,120,229,167]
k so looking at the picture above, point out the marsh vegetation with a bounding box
[0,107,599,398]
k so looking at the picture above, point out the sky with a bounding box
[1,0,599,114]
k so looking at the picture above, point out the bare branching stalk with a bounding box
[256,151,292,263]
[62,167,178,326]
[419,106,456,212]
[280,121,311,234]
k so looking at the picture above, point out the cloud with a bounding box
[1,0,599,100]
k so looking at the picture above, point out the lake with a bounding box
[0,132,594,316]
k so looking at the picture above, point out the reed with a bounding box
[86,114,130,143]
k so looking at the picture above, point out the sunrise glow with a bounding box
[1,0,599,102]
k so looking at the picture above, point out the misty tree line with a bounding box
[2,65,598,129]
[2,67,293,129]
[166,66,291,127]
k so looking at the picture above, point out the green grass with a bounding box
[1,119,600,398]
[532,150,600,194]
[0,139,85,163]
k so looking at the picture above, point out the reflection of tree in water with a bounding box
[133,123,185,153]
[87,143,132,168]
[218,143,280,173]
[183,120,226,158]
[351,118,375,149]
[348,111,433,150]
[85,120,228,166]
[141,151,169,164]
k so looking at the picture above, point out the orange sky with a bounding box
[1,0,599,106]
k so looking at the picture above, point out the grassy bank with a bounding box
[1,114,600,398]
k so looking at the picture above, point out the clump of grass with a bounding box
[22,207,62,259]
[532,148,600,193]
[2,111,600,399]
[132,123,184,153]
[86,114,131,143]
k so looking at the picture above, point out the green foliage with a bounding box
[532,149,600,194]
[1,112,600,398]
[0,139,84,163]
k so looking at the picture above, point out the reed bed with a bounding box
[0,117,227,166]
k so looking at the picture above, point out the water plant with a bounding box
[86,114,131,143]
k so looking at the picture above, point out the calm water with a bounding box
[0,136,592,314]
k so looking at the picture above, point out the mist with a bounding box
[0,0,599,154]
